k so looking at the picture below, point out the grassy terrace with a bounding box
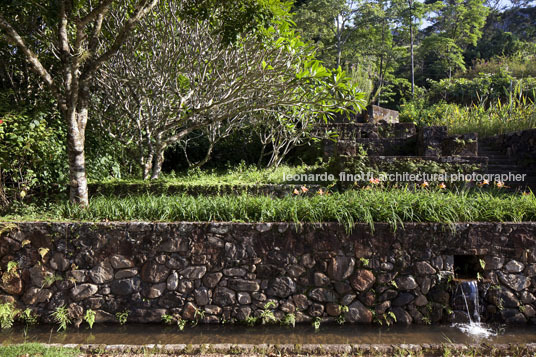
[93,164,320,186]
[2,188,535,230]
[86,165,328,197]
[0,343,79,357]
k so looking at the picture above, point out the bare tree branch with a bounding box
[94,3,362,176]
[81,0,158,80]
[77,0,114,28]
[0,14,58,96]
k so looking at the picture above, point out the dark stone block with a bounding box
[418,126,447,156]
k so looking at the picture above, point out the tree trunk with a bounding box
[150,143,165,180]
[377,54,384,106]
[0,169,8,208]
[65,103,89,207]
[267,145,280,168]
[191,141,214,169]
[141,128,154,180]
[0,0,159,205]
[377,14,387,106]
[141,152,154,180]
[336,33,342,68]
[410,1,415,97]
[257,143,267,168]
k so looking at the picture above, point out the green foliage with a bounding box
[0,302,18,329]
[388,311,397,323]
[6,261,17,274]
[5,188,536,230]
[281,313,296,327]
[0,0,535,211]
[177,318,187,331]
[430,0,489,49]
[51,306,71,332]
[116,310,129,326]
[292,0,350,67]
[312,316,321,330]
[42,273,63,288]
[336,305,349,325]
[84,309,96,329]
[419,34,466,80]
[20,308,38,326]
[464,46,536,77]
[245,316,258,326]
[293,0,401,106]
[161,313,191,330]
[0,343,80,357]
[88,163,327,195]
[161,313,174,325]
[426,72,536,106]
[333,153,483,181]
[260,301,277,325]
[400,94,536,137]
[348,64,375,104]
[191,307,205,326]
[182,0,293,44]
[85,124,126,182]
[472,7,536,61]
[0,107,67,207]
[0,98,124,207]
[2,261,19,284]
[160,163,317,185]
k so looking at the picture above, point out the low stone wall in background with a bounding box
[324,123,479,158]
[483,128,536,168]
[1,221,535,326]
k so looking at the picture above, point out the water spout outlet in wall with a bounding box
[452,279,496,339]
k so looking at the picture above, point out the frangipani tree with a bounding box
[95,3,364,178]
[0,0,160,205]
[0,0,291,205]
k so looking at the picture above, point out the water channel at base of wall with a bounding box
[1,324,536,345]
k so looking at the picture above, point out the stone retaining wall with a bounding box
[328,155,487,187]
[1,222,535,326]
[324,123,478,158]
[483,129,536,168]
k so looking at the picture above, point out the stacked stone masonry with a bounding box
[483,128,536,168]
[1,222,536,326]
[322,123,478,158]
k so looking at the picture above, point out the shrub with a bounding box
[0,302,18,329]
[426,71,536,106]
[400,95,536,137]
[0,108,67,208]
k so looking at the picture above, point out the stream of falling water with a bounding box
[453,280,496,339]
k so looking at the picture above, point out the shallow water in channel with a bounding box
[1,324,536,345]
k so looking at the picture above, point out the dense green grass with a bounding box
[0,343,79,357]
[3,188,535,229]
[95,164,319,185]
[401,96,536,137]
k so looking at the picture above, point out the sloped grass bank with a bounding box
[94,164,319,186]
[0,343,79,357]
[3,188,535,228]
